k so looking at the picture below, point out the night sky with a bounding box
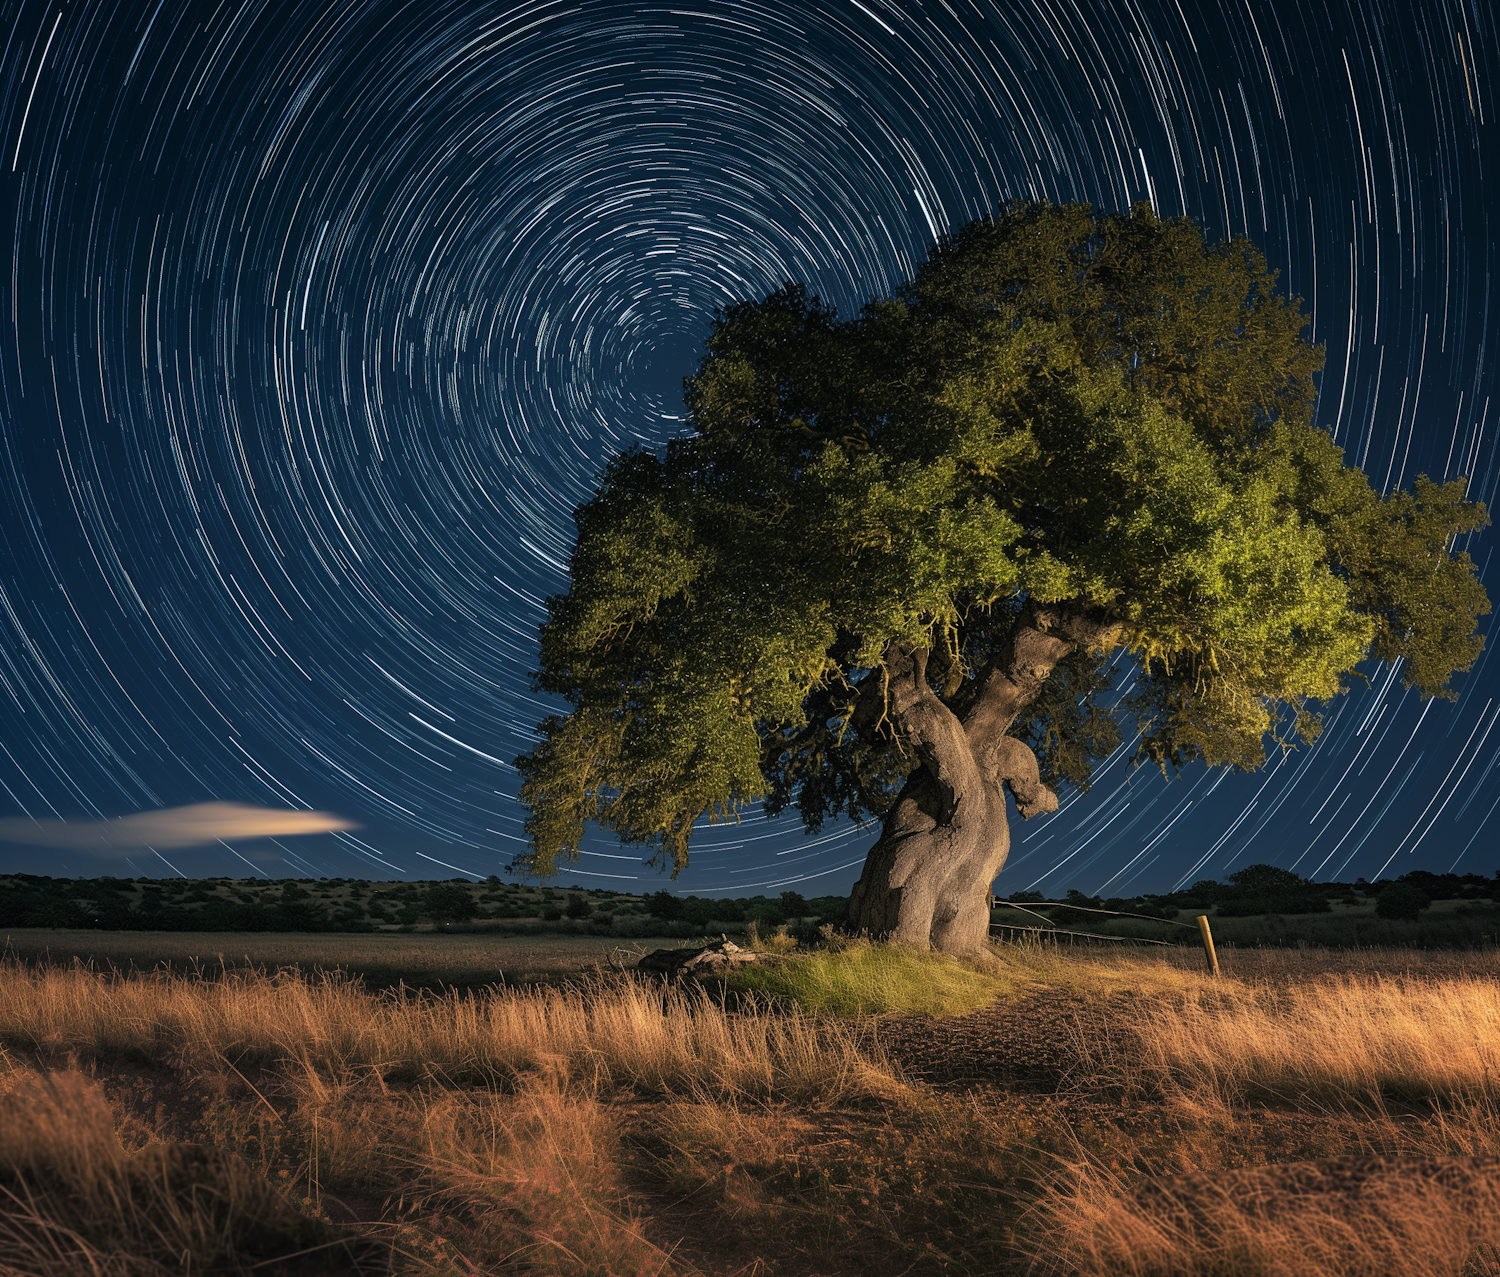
[0,0,1495,895]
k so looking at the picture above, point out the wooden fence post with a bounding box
[1195,914,1220,977]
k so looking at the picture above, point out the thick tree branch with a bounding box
[957,601,1122,781]
[881,642,981,825]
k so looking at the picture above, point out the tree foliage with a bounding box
[516,202,1489,879]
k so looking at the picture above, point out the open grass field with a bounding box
[1,937,1499,1275]
[1079,896,1500,951]
[0,928,713,989]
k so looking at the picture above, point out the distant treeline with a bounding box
[1000,864,1500,926]
[0,873,847,936]
[2,864,1495,936]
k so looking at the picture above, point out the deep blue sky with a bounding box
[0,0,1495,893]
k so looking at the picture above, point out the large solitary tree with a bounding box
[515,202,1489,954]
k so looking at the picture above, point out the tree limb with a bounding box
[881,642,982,825]
[957,601,1122,783]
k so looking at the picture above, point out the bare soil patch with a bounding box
[874,988,1126,1088]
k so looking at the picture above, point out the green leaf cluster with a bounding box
[516,202,1488,878]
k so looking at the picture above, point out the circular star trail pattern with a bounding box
[0,0,1494,891]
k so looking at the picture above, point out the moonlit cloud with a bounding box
[0,803,357,852]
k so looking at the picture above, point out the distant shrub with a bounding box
[1376,882,1432,921]
[679,898,715,926]
[710,897,747,922]
[425,882,476,924]
[646,890,682,920]
[1227,863,1307,893]
[747,900,786,928]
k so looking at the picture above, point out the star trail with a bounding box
[0,0,1495,892]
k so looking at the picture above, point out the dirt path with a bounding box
[872,989,1133,1089]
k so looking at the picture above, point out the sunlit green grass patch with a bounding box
[725,940,1015,1017]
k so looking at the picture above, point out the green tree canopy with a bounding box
[515,202,1488,884]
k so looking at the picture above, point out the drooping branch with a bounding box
[989,735,1059,818]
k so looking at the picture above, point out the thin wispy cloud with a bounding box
[0,802,357,852]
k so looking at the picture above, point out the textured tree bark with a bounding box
[846,607,1118,954]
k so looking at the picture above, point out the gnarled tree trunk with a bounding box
[846,607,1117,954]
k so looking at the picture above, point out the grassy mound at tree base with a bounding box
[723,938,1018,1017]
[719,929,1242,1016]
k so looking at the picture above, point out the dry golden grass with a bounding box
[1,944,1499,1275]
[0,957,917,1275]
[1064,967,1500,1107]
[0,1058,682,1277]
[0,958,885,1100]
[1038,1154,1500,1277]
[1027,948,1500,1277]
[0,1068,385,1276]
[276,1064,680,1276]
